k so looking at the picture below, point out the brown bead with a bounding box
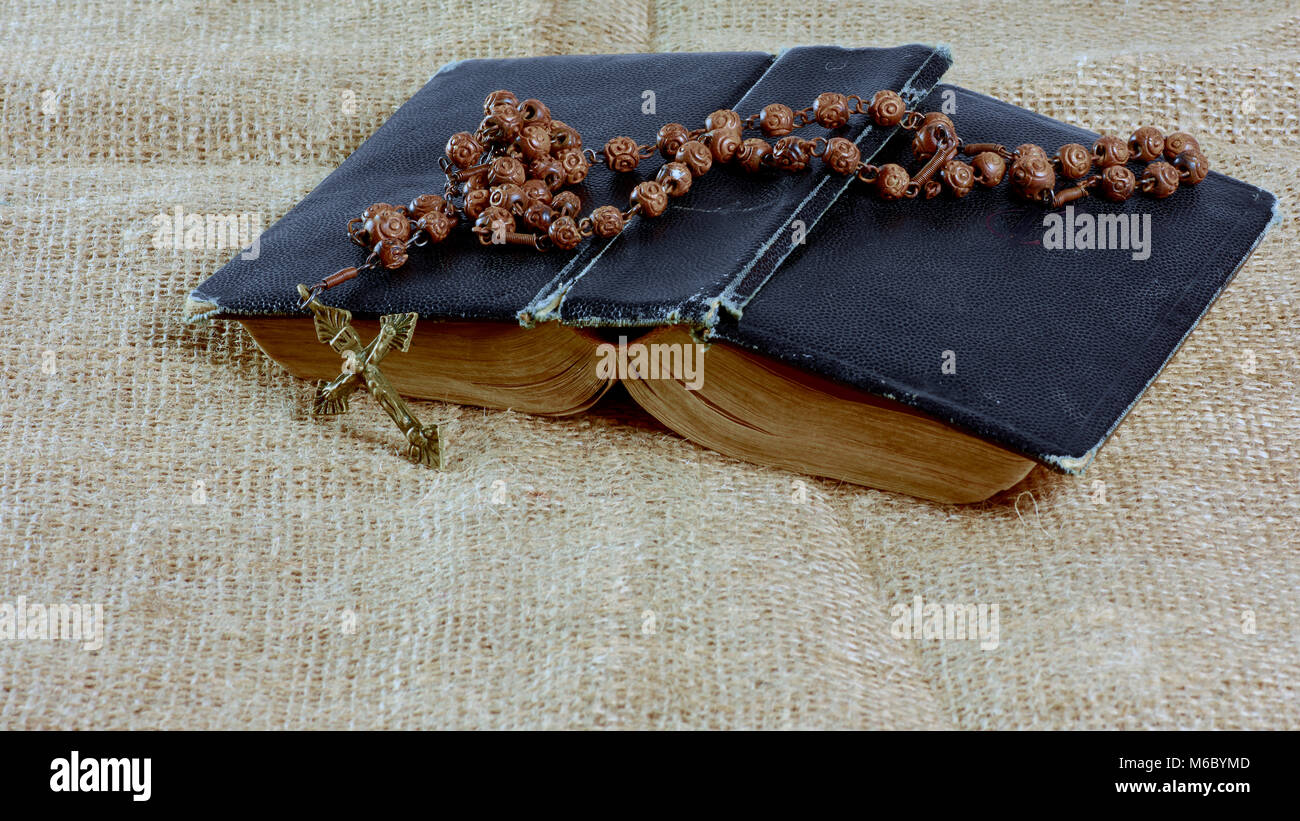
[1163,132,1199,161]
[867,90,905,127]
[1015,143,1048,162]
[706,128,741,163]
[604,136,641,173]
[520,178,552,205]
[1173,148,1209,185]
[518,98,551,129]
[657,123,691,159]
[475,205,514,238]
[759,104,795,138]
[942,159,975,198]
[489,183,528,214]
[1097,165,1137,202]
[822,136,861,174]
[548,215,582,250]
[522,201,554,232]
[445,131,483,169]
[875,163,910,200]
[675,140,713,177]
[631,180,668,217]
[1056,143,1092,180]
[734,137,772,173]
[463,188,490,218]
[483,90,517,115]
[556,148,589,185]
[548,120,582,152]
[408,194,450,221]
[913,121,956,162]
[656,161,693,197]
[364,204,411,245]
[488,155,527,187]
[1128,126,1165,162]
[418,210,455,243]
[479,104,522,145]
[705,108,743,133]
[1009,154,1056,202]
[1093,135,1131,168]
[922,111,955,130]
[971,151,1006,187]
[1141,161,1180,198]
[769,136,811,171]
[515,124,551,160]
[591,205,624,238]
[551,190,582,218]
[813,92,851,129]
[376,239,408,269]
[529,157,566,191]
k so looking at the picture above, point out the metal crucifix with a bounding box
[297,284,444,468]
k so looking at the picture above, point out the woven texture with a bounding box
[1,0,1296,729]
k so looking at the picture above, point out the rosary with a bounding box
[295,85,1210,467]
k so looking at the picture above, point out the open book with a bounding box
[187,46,1277,503]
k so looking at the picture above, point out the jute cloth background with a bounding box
[1,0,1296,729]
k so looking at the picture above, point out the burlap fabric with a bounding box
[2,1,1295,729]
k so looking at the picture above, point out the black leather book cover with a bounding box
[187,47,1277,474]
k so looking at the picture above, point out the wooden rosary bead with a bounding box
[489,183,528,214]
[971,151,1006,187]
[522,201,554,231]
[418,210,455,242]
[1092,135,1131,168]
[515,124,551,160]
[480,104,522,144]
[463,188,490,218]
[631,180,669,217]
[922,111,955,130]
[769,136,811,171]
[518,98,551,129]
[913,121,955,162]
[483,90,517,115]
[408,194,451,221]
[1163,131,1199,161]
[556,148,589,185]
[548,215,582,250]
[675,140,713,177]
[604,136,641,173]
[875,163,910,200]
[1173,148,1209,185]
[520,178,551,205]
[488,155,527,187]
[445,132,484,169]
[1009,154,1056,202]
[759,104,795,137]
[1096,165,1137,202]
[941,159,975,198]
[867,89,905,127]
[813,92,851,129]
[822,137,861,174]
[705,108,743,134]
[1128,126,1164,162]
[1056,143,1092,180]
[590,205,625,238]
[529,157,566,191]
[475,205,514,237]
[376,239,408,269]
[657,123,691,159]
[1014,143,1048,162]
[656,161,693,197]
[735,137,772,173]
[552,190,582,218]
[1141,161,1180,198]
[549,120,582,151]
[706,128,742,163]
[363,203,411,245]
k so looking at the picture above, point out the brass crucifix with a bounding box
[297,284,444,468]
